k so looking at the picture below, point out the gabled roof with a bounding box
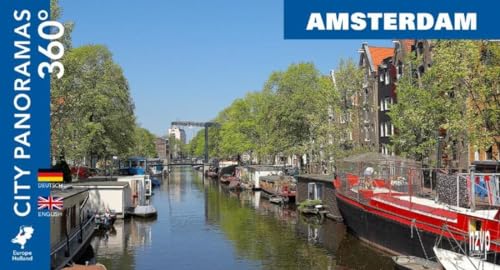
[360,43,394,73]
[368,46,394,68]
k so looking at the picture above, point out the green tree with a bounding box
[389,40,500,164]
[50,0,74,50]
[264,63,333,161]
[51,45,136,164]
[130,127,157,157]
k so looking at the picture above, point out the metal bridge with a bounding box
[171,121,220,163]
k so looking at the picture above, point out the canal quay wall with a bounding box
[296,174,342,220]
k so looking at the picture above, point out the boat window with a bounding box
[308,183,315,200]
[61,209,67,239]
[70,206,76,229]
[308,182,323,200]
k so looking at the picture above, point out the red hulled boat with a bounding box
[333,153,500,264]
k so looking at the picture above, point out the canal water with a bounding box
[87,166,395,270]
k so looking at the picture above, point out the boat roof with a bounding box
[297,174,335,183]
[72,181,129,188]
[259,175,295,182]
[246,165,284,171]
[374,194,499,221]
[51,187,89,199]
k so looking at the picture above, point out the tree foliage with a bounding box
[188,62,348,164]
[51,45,137,162]
[389,40,500,163]
[130,127,157,158]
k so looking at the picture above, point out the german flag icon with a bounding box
[38,169,63,183]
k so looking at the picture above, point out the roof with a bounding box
[297,174,335,183]
[246,165,284,172]
[51,187,89,199]
[368,46,394,68]
[259,175,295,183]
[72,181,129,187]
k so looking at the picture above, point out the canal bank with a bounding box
[84,166,394,270]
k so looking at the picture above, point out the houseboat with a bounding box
[119,157,147,176]
[334,153,500,265]
[259,175,296,203]
[296,174,342,220]
[72,181,131,219]
[238,165,285,190]
[50,187,95,270]
[74,175,156,218]
[117,175,157,218]
[146,158,166,176]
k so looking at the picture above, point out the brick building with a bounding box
[358,43,394,151]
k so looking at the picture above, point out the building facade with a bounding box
[168,126,186,144]
[377,56,396,155]
[154,137,168,160]
[358,43,394,151]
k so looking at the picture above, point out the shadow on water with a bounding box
[85,167,395,270]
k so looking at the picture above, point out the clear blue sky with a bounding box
[60,0,391,138]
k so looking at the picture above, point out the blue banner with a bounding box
[0,1,51,269]
[284,0,500,39]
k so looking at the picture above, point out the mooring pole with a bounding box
[204,124,209,163]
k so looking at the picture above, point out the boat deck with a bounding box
[370,193,499,221]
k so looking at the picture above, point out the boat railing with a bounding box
[447,171,500,210]
[336,157,424,203]
[51,215,95,269]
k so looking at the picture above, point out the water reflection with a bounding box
[87,167,394,270]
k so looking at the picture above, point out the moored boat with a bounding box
[433,246,497,270]
[392,255,441,270]
[260,175,296,203]
[334,153,500,264]
[50,188,96,270]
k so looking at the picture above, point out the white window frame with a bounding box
[308,182,323,200]
[364,126,370,142]
[385,70,390,85]
[384,97,391,111]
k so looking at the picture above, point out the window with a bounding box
[380,72,384,82]
[474,150,480,161]
[391,124,394,136]
[384,123,389,137]
[383,97,391,111]
[348,131,353,141]
[308,182,323,200]
[380,100,384,111]
[364,126,370,141]
[385,70,390,85]
[380,123,385,137]
[486,146,493,160]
